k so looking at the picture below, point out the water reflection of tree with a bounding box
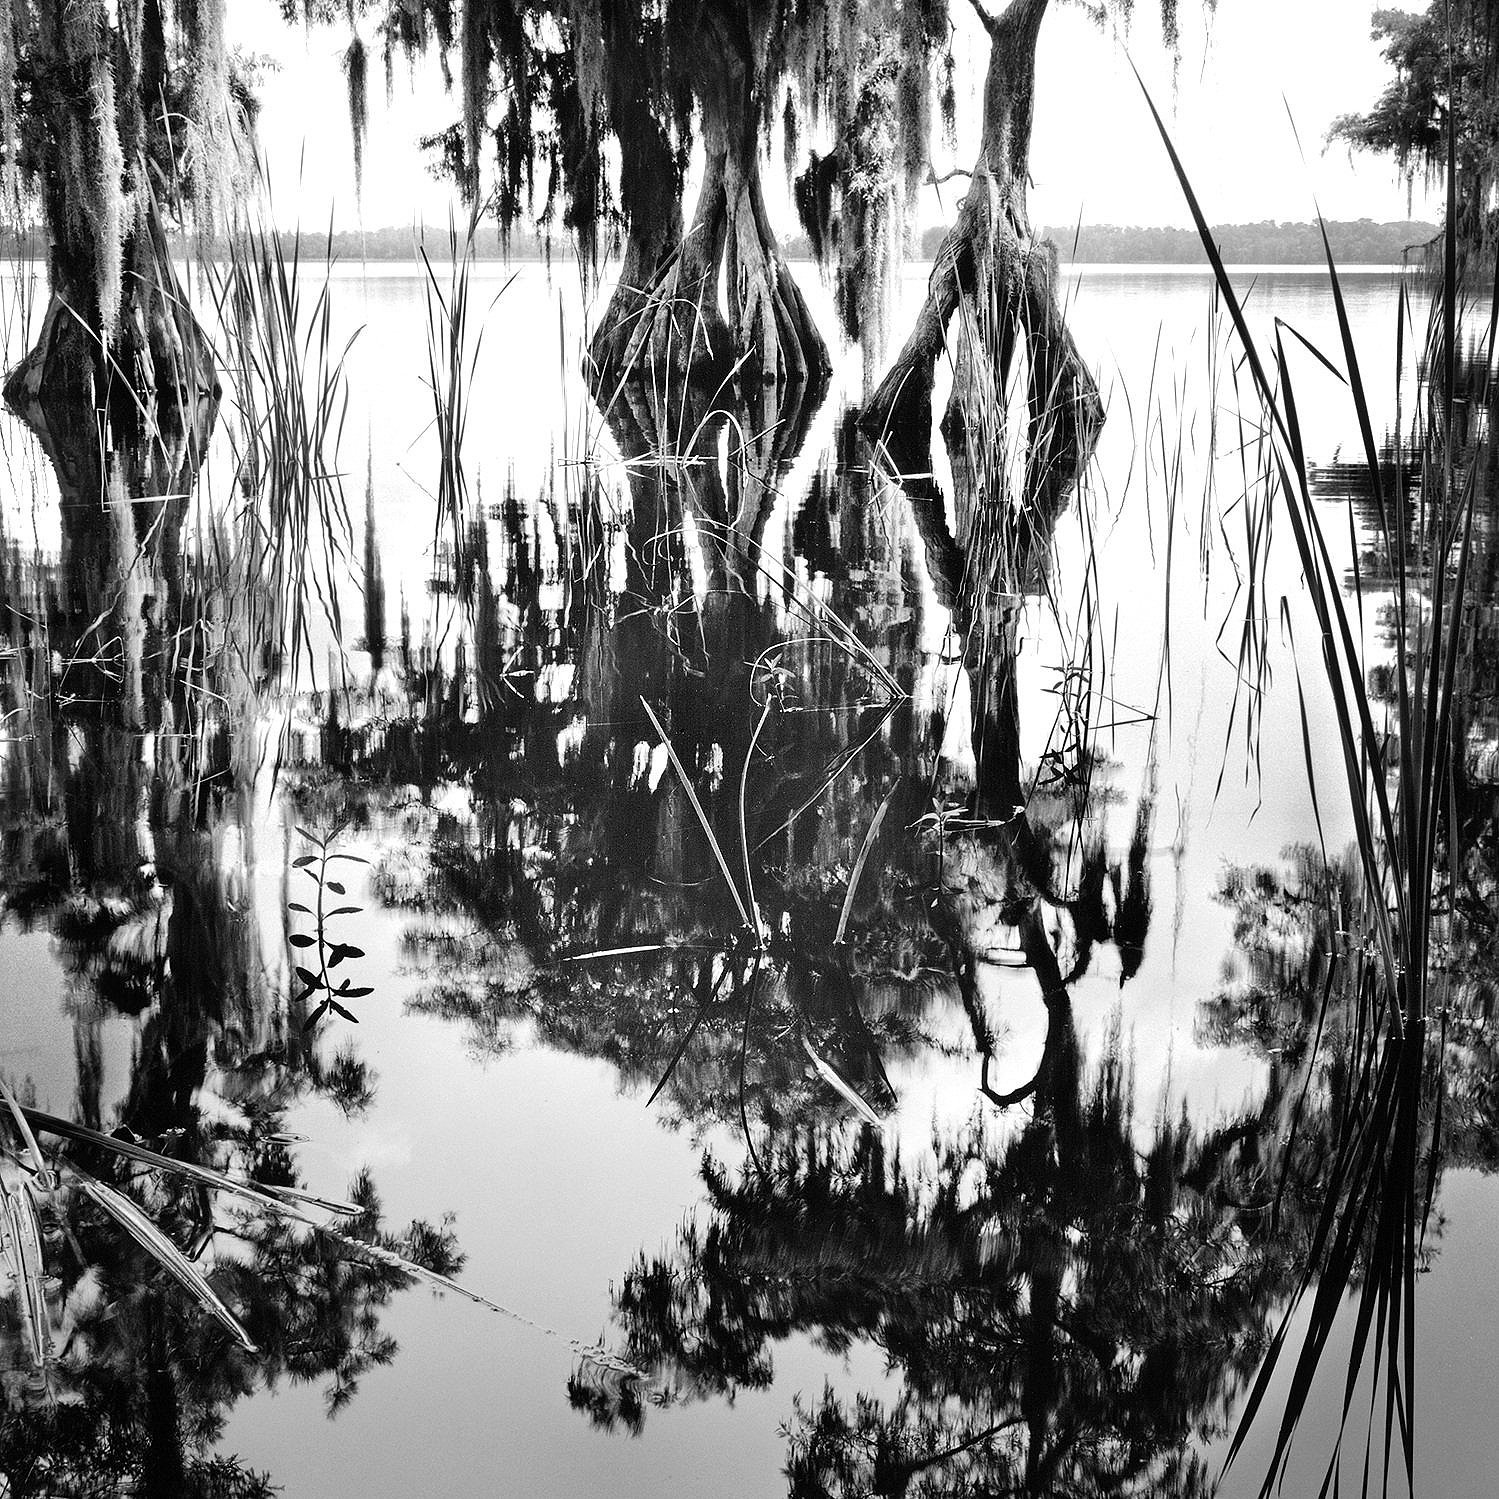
[0,1162,455,1499]
[376,376,951,1125]
[319,363,1255,1492]
[334,364,1163,1126]
[0,417,460,1497]
[578,841,1472,1496]
[260,348,1499,1495]
[541,392,1295,1494]
[603,1023,1284,1499]
[1304,380,1499,1188]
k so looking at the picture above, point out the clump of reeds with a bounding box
[421,211,511,609]
[204,203,359,691]
[1144,79,1492,1496]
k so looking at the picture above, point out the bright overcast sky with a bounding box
[228,0,1438,234]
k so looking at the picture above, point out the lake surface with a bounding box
[2,257,1496,1497]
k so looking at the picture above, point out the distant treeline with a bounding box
[1029,219,1437,265]
[0,222,572,263]
[789,219,1436,266]
[0,218,1440,266]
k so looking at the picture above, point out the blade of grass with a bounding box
[1,1170,51,1367]
[75,1171,259,1353]
[801,1035,884,1129]
[640,695,754,933]
[835,780,900,947]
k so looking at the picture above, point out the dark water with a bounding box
[1,261,1496,1498]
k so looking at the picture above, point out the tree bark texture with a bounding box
[862,0,1102,508]
[588,90,686,386]
[591,5,829,393]
[5,194,218,508]
[5,197,218,736]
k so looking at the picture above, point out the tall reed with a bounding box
[421,212,511,610]
[205,213,360,690]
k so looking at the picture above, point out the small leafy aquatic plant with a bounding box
[289,820,373,1029]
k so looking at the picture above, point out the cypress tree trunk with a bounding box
[589,105,685,386]
[604,6,829,391]
[7,189,216,739]
[4,194,218,481]
[143,1299,187,1499]
[862,0,1101,484]
[5,0,218,494]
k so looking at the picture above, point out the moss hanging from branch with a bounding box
[459,0,493,183]
[777,0,953,377]
[1,0,242,443]
[346,35,369,197]
[0,0,17,211]
[188,0,229,218]
[830,34,903,368]
[1331,1,1499,266]
[60,0,126,341]
[794,149,838,265]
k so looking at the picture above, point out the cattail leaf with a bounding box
[639,696,753,932]
[835,780,900,946]
[18,1107,329,1229]
[256,1182,362,1217]
[1,1170,51,1368]
[75,1173,258,1354]
[801,1035,883,1129]
[560,943,694,962]
[0,1075,51,1187]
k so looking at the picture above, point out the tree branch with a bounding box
[963,0,1002,35]
[905,1416,1026,1475]
[968,0,1050,35]
[981,1051,1040,1109]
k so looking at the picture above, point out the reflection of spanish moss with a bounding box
[574,811,1498,1492]
[363,448,387,673]
[597,1010,1285,1498]
[332,375,1157,1140]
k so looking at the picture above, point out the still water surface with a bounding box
[2,259,1495,1496]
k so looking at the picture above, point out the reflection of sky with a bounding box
[1209,1168,1499,1499]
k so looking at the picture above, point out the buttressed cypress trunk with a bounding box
[862,0,1102,488]
[605,3,829,391]
[589,104,685,386]
[6,197,219,480]
[3,0,219,509]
